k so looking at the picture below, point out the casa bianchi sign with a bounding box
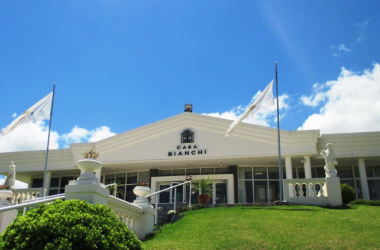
[168,144,207,157]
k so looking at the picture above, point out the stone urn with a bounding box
[75,158,102,184]
[133,186,151,201]
[0,190,13,207]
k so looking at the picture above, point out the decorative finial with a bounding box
[83,149,99,159]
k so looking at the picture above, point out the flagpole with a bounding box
[42,83,56,197]
[275,62,283,202]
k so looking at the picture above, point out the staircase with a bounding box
[153,203,187,225]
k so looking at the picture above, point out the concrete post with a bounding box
[326,177,343,206]
[358,158,370,200]
[283,157,293,202]
[285,157,293,179]
[65,184,110,205]
[0,209,17,234]
[0,190,17,234]
[303,156,312,179]
[134,195,155,239]
[43,172,52,196]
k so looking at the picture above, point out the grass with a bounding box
[143,205,380,250]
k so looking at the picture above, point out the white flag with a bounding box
[1,92,53,136]
[226,80,274,137]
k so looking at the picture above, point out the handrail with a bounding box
[145,181,191,198]
[21,193,66,215]
[145,180,192,225]
[0,194,67,213]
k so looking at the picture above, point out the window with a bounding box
[173,169,186,176]
[254,167,267,180]
[60,177,75,193]
[159,170,171,176]
[337,166,354,178]
[181,129,194,143]
[32,176,75,194]
[186,168,200,175]
[201,168,214,175]
[366,166,374,177]
[215,168,229,174]
[374,166,380,177]
[238,167,280,203]
[32,179,43,188]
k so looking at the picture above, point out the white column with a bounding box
[43,172,52,196]
[358,158,370,200]
[285,157,293,179]
[303,156,312,179]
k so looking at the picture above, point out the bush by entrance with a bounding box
[0,199,143,250]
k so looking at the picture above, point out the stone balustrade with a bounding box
[284,178,327,199]
[65,157,155,239]
[107,195,144,233]
[283,177,342,206]
[11,188,42,205]
[0,157,155,239]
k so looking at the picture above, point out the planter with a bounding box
[76,158,103,182]
[133,186,151,199]
[0,190,13,207]
[197,194,210,205]
[0,190,13,200]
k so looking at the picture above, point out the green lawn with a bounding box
[143,205,380,250]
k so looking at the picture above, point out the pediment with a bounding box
[92,113,320,165]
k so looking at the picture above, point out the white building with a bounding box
[1,107,380,204]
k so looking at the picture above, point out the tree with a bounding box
[0,199,143,250]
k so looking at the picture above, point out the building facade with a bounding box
[1,110,380,204]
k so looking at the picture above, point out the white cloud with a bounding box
[12,113,17,118]
[0,121,59,153]
[300,83,326,107]
[338,44,351,52]
[203,90,290,127]
[355,20,369,30]
[60,126,90,146]
[298,63,380,134]
[60,125,116,147]
[354,20,369,43]
[0,122,116,152]
[88,126,116,142]
[331,44,351,57]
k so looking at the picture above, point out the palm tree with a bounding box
[192,175,214,204]
[106,180,125,199]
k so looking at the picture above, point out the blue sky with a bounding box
[1,1,380,152]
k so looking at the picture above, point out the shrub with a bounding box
[191,204,204,210]
[341,183,355,204]
[350,199,380,206]
[180,205,190,212]
[350,199,368,205]
[0,199,143,250]
[368,200,380,206]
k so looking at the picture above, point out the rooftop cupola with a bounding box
[184,104,193,113]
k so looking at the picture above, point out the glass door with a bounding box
[159,184,170,203]
[214,183,227,204]
[254,181,268,203]
[171,182,184,203]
